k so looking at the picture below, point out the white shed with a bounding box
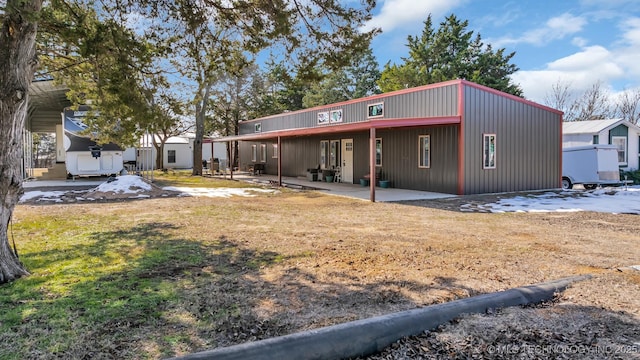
[134,134,228,170]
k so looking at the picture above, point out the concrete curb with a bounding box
[170,275,590,360]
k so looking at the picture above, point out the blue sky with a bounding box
[361,0,640,103]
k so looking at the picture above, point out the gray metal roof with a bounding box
[562,119,625,135]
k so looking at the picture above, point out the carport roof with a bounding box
[28,80,71,133]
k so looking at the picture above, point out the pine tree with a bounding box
[379,14,522,96]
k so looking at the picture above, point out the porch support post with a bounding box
[229,141,234,180]
[277,136,282,186]
[211,140,214,173]
[369,127,376,202]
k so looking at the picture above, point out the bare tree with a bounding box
[543,79,573,115]
[615,88,640,125]
[569,81,614,121]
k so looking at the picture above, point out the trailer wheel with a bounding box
[561,177,573,189]
[583,184,598,190]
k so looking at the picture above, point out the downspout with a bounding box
[559,113,564,188]
[457,81,465,195]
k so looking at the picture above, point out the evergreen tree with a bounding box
[379,14,522,96]
[303,47,381,108]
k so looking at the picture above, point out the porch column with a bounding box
[277,136,282,186]
[228,141,234,180]
[370,127,376,202]
[214,140,220,176]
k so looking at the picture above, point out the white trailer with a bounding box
[562,145,621,189]
[62,106,124,178]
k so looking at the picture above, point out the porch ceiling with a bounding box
[28,80,71,133]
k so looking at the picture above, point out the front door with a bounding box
[341,139,354,183]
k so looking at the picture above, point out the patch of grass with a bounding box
[4,191,640,359]
[1,207,287,359]
[151,169,255,189]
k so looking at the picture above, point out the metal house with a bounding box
[218,79,563,201]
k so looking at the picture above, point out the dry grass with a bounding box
[4,181,640,359]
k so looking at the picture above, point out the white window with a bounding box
[251,144,257,162]
[167,150,176,164]
[418,135,430,168]
[272,144,278,158]
[260,144,267,162]
[483,134,496,169]
[330,140,340,168]
[320,140,329,169]
[368,102,384,118]
[375,138,382,167]
[612,136,627,165]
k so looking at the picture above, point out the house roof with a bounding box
[563,118,640,135]
[139,134,190,145]
[214,79,562,142]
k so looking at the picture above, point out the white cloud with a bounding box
[512,15,640,104]
[512,45,624,103]
[546,46,618,72]
[620,17,640,45]
[571,37,588,47]
[361,0,466,33]
[493,13,587,47]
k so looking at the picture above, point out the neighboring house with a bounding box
[216,79,563,197]
[563,119,640,170]
[135,134,227,170]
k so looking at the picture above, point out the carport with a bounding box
[23,80,71,178]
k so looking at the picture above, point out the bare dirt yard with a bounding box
[8,183,640,359]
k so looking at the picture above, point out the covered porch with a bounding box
[223,172,457,202]
[215,115,461,202]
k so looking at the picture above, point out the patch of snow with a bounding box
[19,191,67,203]
[161,186,278,198]
[94,175,151,194]
[478,186,640,214]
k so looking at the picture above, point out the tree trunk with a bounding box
[1,0,42,284]
[192,84,211,176]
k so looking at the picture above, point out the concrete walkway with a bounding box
[22,173,457,202]
[23,178,108,188]
[228,174,457,202]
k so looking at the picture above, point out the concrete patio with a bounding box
[226,173,457,202]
